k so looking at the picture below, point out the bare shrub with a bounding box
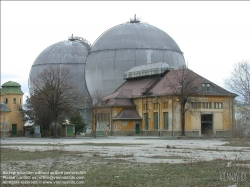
[228,124,247,139]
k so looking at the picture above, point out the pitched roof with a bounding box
[100,99,135,107]
[149,69,236,96]
[0,103,11,112]
[102,75,160,100]
[102,68,236,100]
[113,108,142,120]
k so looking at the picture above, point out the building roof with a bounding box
[124,62,174,79]
[1,81,24,95]
[149,69,237,96]
[113,108,142,120]
[102,68,236,100]
[2,81,21,87]
[0,103,11,112]
[98,98,135,107]
[102,75,160,101]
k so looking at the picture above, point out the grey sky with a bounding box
[2,1,250,98]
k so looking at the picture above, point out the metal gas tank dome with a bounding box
[91,22,181,52]
[85,16,186,99]
[32,35,91,66]
[29,35,92,126]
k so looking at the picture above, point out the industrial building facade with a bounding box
[92,63,236,137]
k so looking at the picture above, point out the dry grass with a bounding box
[223,136,250,147]
[1,147,250,187]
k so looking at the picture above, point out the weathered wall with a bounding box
[92,95,234,137]
[0,93,24,136]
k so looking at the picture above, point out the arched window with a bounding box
[5,98,8,104]
[13,98,16,104]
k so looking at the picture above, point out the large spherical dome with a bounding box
[29,36,92,124]
[85,20,185,98]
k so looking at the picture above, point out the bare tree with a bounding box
[28,65,83,137]
[166,68,202,136]
[21,96,53,130]
[91,90,104,138]
[225,61,250,105]
[225,61,250,129]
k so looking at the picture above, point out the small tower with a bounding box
[1,81,24,136]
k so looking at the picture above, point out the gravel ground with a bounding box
[1,136,250,164]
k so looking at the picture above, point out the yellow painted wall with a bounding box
[92,94,234,136]
[136,95,234,134]
[0,93,24,133]
[186,96,234,133]
[116,121,134,131]
[0,111,11,132]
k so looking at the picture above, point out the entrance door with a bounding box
[201,114,213,134]
[67,126,74,137]
[135,124,140,134]
[12,124,17,136]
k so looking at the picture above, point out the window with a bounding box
[153,103,158,110]
[13,98,16,104]
[5,98,8,104]
[163,102,168,109]
[164,112,169,130]
[154,112,158,130]
[122,121,127,126]
[202,102,212,109]
[143,103,148,110]
[214,102,223,109]
[201,83,213,92]
[144,113,148,130]
[192,102,201,109]
[20,98,22,105]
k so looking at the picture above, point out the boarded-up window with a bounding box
[164,112,169,130]
[154,112,158,130]
[144,113,148,130]
[202,102,212,109]
[192,102,201,109]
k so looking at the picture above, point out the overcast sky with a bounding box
[2,1,250,99]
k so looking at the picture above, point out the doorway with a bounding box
[67,126,74,137]
[201,114,213,134]
[12,124,17,136]
[135,124,140,134]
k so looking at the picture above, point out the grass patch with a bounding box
[223,139,250,147]
[147,155,187,159]
[81,142,146,146]
[1,148,250,187]
[1,144,53,146]
[0,148,74,162]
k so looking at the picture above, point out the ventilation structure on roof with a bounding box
[124,62,174,80]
